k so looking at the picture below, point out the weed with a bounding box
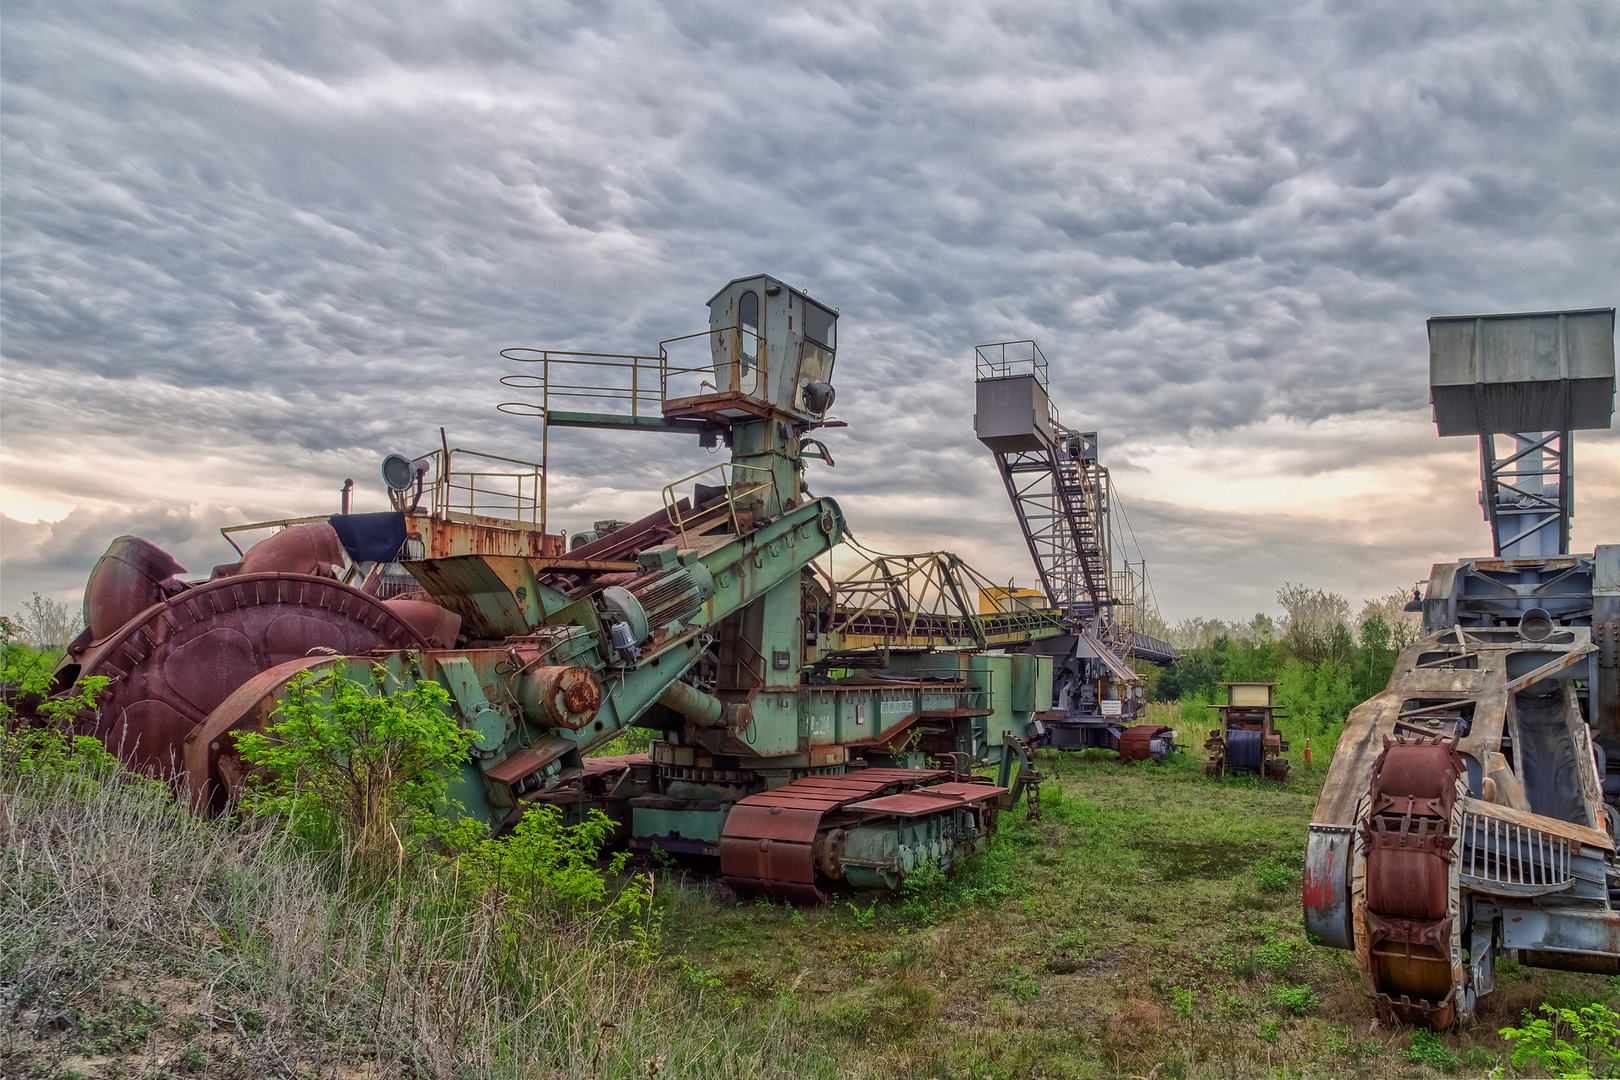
[1254,933,1298,976]
[845,899,878,929]
[3,732,834,1080]
[1254,849,1304,893]
[1500,1001,1620,1078]
[1403,1027,1460,1072]
[1002,962,1041,1005]
[1257,1019,1279,1041]
[818,974,942,1038]
[679,960,724,990]
[1171,986,1194,1020]
[1269,983,1318,1015]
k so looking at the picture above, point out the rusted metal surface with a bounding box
[576,752,651,776]
[1304,824,1355,949]
[61,558,429,783]
[76,536,188,647]
[524,665,604,729]
[233,523,346,577]
[845,784,1008,817]
[1118,724,1175,763]
[382,597,462,648]
[409,510,561,560]
[1317,622,1614,1027]
[1357,734,1466,1028]
[485,736,578,785]
[720,768,950,902]
[182,655,341,812]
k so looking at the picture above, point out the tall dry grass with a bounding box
[1,758,833,1079]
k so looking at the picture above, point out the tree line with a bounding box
[1149,583,1421,744]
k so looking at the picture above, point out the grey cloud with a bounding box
[4,0,1617,622]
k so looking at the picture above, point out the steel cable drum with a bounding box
[1226,729,1265,774]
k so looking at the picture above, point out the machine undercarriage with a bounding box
[1307,307,1619,1026]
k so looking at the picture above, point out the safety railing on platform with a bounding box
[499,327,768,534]
[974,339,1048,385]
[418,447,543,525]
[499,327,766,424]
[660,462,779,544]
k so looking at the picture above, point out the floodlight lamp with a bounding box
[381,453,415,492]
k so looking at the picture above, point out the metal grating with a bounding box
[1460,812,1574,896]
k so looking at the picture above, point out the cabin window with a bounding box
[803,300,836,350]
[738,290,759,363]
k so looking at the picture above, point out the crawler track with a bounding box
[721,768,1010,903]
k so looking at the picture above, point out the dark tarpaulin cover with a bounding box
[329,512,407,564]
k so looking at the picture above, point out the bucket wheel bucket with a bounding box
[1353,734,1470,1027]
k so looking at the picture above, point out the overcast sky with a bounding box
[3,0,1618,628]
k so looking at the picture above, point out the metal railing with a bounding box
[974,340,1048,386]
[499,326,766,423]
[220,515,333,557]
[418,447,543,525]
[659,462,779,543]
[499,327,769,535]
[817,542,1066,652]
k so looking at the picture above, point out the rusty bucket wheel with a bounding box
[1355,734,1468,1028]
[1118,724,1175,763]
[59,572,430,793]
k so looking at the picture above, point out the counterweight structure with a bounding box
[1307,307,1619,1028]
[973,341,1176,755]
[40,275,1058,903]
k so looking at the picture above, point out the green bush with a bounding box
[1500,1002,1620,1078]
[1254,934,1298,976]
[1,622,114,790]
[234,667,476,869]
[461,803,652,935]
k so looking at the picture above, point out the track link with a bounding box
[719,768,953,903]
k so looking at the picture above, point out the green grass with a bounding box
[8,732,1615,1078]
[656,747,1617,1078]
[0,750,843,1079]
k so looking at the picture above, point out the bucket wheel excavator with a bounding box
[1307,307,1620,1027]
[32,275,1061,903]
[972,340,1178,760]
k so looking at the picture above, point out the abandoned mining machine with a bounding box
[973,340,1179,761]
[37,275,1077,903]
[1306,307,1619,1028]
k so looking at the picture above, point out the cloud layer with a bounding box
[4,0,1618,623]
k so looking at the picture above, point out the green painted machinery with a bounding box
[58,275,1053,902]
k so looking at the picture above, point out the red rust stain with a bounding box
[1302,848,1335,910]
[563,673,601,715]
